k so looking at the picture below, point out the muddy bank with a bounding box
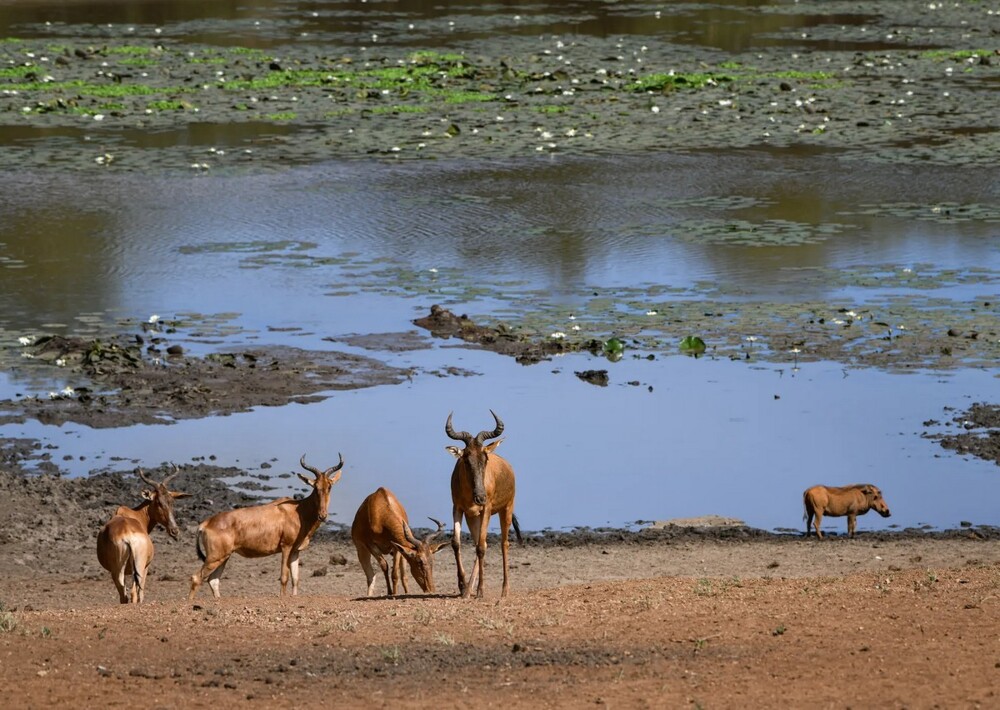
[0,322,409,428]
[0,1,998,171]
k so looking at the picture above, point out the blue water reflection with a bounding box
[2,349,995,532]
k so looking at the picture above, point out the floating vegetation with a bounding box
[672,218,851,247]
[843,203,1000,224]
[177,240,318,255]
[679,336,707,355]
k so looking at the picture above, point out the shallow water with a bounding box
[2,348,997,533]
[0,0,886,53]
[1,0,999,533]
[2,153,999,532]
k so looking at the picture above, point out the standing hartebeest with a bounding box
[96,465,190,604]
[351,487,448,597]
[189,454,343,599]
[445,410,521,599]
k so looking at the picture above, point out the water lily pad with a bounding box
[679,335,707,354]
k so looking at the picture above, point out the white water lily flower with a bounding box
[55,358,66,367]
[790,348,801,354]
[571,325,580,331]
[745,336,758,343]
[650,105,660,113]
[550,332,566,339]
[18,336,32,346]
[428,268,438,273]
[148,314,160,323]
[61,386,74,397]
[48,391,59,399]
[568,315,576,320]
[21,353,34,359]
[646,310,658,316]
[845,310,857,317]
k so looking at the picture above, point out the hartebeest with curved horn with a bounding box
[445,410,521,598]
[96,465,190,604]
[189,453,343,599]
[351,487,448,597]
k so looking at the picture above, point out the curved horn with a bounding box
[327,452,345,474]
[299,454,323,477]
[136,467,156,487]
[445,412,471,443]
[162,463,180,487]
[475,410,504,444]
[403,522,421,548]
[425,517,446,545]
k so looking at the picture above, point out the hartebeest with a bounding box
[351,487,448,597]
[96,465,190,604]
[189,454,343,599]
[446,410,521,599]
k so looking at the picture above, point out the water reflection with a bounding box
[0,0,883,53]
[2,351,997,532]
[2,151,999,337]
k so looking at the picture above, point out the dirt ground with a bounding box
[1,467,999,709]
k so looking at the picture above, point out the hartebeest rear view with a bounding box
[96,465,190,604]
[446,410,522,599]
[189,454,343,599]
[351,487,448,597]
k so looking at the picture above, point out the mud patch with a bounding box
[924,403,1000,467]
[1,328,409,428]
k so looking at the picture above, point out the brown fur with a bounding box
[189,454,343,599]
[96,468,189,604]
[445,411,522,599]
[803,484,891,539]
[351,487,447,597]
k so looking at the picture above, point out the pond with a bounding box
[1,0,998,534]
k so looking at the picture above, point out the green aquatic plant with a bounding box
[631,72,733,92]
[680,336,707,355]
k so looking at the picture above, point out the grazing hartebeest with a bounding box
[803,483,892,539]
[189,454,343,599]
[445,410,522,599]
[351,487,448,597]
[96,465,190,604]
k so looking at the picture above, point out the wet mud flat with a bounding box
[0,1,998,171]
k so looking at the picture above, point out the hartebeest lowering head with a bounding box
[351,487,448,597]
[190,453,344,599]
[446,410,521,599]
[394,517,448,593]
[97,465,190,604]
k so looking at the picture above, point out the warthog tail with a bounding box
[512,514,523,544]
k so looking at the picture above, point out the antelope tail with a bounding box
[125,539,141,593]
[195,528,207,562]
[512,514,523,544]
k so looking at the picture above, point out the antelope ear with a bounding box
[392,541,415,559]
[171,491,193,499]
[432,542,450,554]
[485,437,505,453]
[297,473,316,487]
[140,489,155,500]
[329,471,342,485]
[445,445,462,459]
